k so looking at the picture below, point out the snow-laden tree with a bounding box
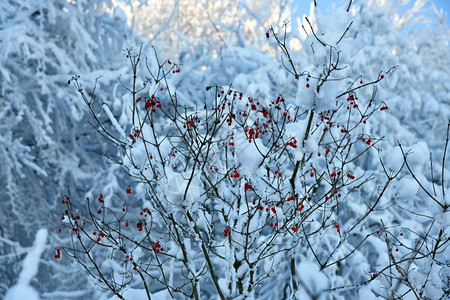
[119,0,295,57]
[57,1,449,299]
[0,0,139,297]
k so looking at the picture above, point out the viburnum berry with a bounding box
[126,187,131,194]
[292,226,298,232]
[244,183,253,190]
[298,204,305,211]
[224,228,230,237]
[265,31,269,38]
[54,248,61,259]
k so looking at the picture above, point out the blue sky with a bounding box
[293,0,450,25]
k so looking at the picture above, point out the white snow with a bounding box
[5,229,47,300]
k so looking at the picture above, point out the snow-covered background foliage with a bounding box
[1,0,448,299]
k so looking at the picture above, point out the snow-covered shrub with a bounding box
[56,1,449,300]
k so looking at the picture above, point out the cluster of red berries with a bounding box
[361,138,372,145]
[274,170,283,177]
[287,195,296,201]
[346,94,359,109]
[61,196,70,205]
[230,169,240,178]
[93,231,105,242]
[153,241,163,253]
[209,166,219,172]
[136,220,146,232]
[139,208,151,217]
[286,139,298,148]
[129,129,140,140]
